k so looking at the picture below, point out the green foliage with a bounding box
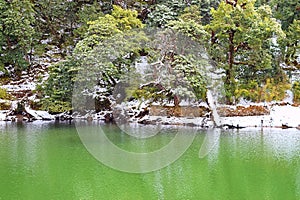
[133,85,168,103]
[1,0,298,110]
[0,0,36,71]
[269,0,300,31]
[0,87,12,110]
[167,6,208,42]
[279,20,300,68]
[40,59,77,113]
[163,8,209,102]
[134,27,209,104]
[147,0,188,27]
[111,5,144,30]
[73,5,146,94]
[33,0,78,47]
[235,78,291,102]
[0,88,11,100]
[292,81,300,104]
[74,5,144,54]
[206,0,286,104]
[40,99,72,114]
[172,55,207,100]
[74,1,104,40]
[198,0,221,24]
[0,101,10,110]
[43,5,146,112]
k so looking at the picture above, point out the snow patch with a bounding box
[221,105,300,128]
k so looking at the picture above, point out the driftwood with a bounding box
[220,124,246,129]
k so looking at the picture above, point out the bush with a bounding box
[40,99,72,114]
[235,79,291,103]
[292,81,300,104]
[39,59,76,113]
[0,88,12,100]
[0,101,11,110]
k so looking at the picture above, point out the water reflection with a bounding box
[0,122,299,199]
[199,128,221,163]
[153,170,165,200]
[238,128,300,161]
[296,167,300,198]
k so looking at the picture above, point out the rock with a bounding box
[104,113,114,123]
[57,113,73,121]
[86,116,93,122]
[221,124,246,129]
[25,107,54,120]
[281,124,293,129]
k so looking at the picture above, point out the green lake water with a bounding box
[0,122,299,200]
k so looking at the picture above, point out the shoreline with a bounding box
[0,104,299,130]
[0,118,299,131]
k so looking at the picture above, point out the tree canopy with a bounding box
[0,0,299,111]
[206,0,286,103]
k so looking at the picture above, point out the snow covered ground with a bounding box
[221,105,300,128]
[0,110,9,121]
[0,92,299,129]
[120,104,299,128]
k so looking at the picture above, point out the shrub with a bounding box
[40,99,72,114]
[0,88,12,100]
[235,79,291,103]
[292,81,300,104]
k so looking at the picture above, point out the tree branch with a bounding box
[234,42,251,52]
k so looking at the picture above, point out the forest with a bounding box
[0,0,299,113]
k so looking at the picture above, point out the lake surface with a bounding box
[0,121,299,200]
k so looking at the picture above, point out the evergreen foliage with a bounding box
[0,0,36,71]
[0,0,299,110]
[206,0,287,104]
[293,81,300,104]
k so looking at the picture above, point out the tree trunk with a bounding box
[226,30,236,104]
[173,95,181,117]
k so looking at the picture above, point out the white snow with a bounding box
[220,105,300,128]
[1,82,36,92]
[0,110,9,120]
[283,90,294,104]
[136,115,214,127]
[25,106,54,120]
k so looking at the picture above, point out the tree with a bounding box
[269,0,300,31]
[74,5,144,54]
[41,5,145,112]
[279,20,300,69]
[206,0,285,104]
[167,5,208,41]
[132,8,209,107]
[197,0,221,25]
[0,0,36,71]
[40,59,76,113]
[33,0,84,54]
[165,6,209,101]
[146,0,188,27]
